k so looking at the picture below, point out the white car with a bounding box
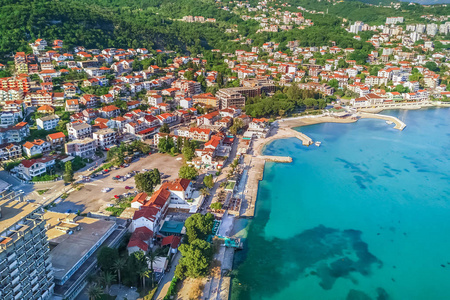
[101,187,111,193]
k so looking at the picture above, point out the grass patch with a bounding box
[37,189,49,195]
[32,174,59,182]
[93,162,113,174]
[105,196,133,216]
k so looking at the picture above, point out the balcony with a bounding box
[13,291,22,300]
[8,261,17,270]
[7,252,16,262]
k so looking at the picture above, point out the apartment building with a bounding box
[0,194,55,300]
[192,93,218,107]
[65,138,97,158]
[0,122,30,144]
[215,89,246,109]
[36,115,60,130]
[0,143,21,161]
[66,122,92,140]
[93,128,117,148]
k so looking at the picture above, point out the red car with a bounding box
[114,195,120,199]
[125,186,132,189]
[115,175,121,179]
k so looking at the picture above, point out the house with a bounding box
[127,227,153,254]
[46,132,66,149]
[99,105,121,119]
[65,138,97,158]
[156,113,176,125]
[0,143,21,161]
[37,105,55,114]
[15,156,56,180]
[65,99,80,112]
[80,94,98,108]
[163,178,194,206]
[22,139,51,157]
[67,122,92,140]
[180,97,193,109]
[36,115,60,130]
[189,127,211,142]
[196,111,220,126]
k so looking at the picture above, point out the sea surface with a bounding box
[231,108,450,300]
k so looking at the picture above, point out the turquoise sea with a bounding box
[231,108,450,300]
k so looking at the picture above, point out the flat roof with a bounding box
[160,220,185,234]
[0,198,39,235]
[45,211,116,280]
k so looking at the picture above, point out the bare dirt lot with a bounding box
[52,153,184,214]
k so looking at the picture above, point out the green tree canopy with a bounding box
[135,169,161,193]
[184,213,215,244]
[179,164,198,180]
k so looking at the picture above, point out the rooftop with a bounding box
[159,220,185,235]
[45,211,116,281]
[0,196,39,236]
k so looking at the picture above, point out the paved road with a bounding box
[155,252,181,300]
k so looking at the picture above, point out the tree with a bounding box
[175,239,213,279]
[328,79,339,89]
[147,249,158,288]
[200,188,210,197]
[99,271,116,294]
[113,257,127,285]
[135,169,161,193]
[179,164,198,180]
[425,61,438,72]
[182,139,196,161]
[63,161,74,183]
[210,202,223,211]
[184,213,215,244]
[203,175,214,189]
[97,247,119,271]
[137,264,150,289]
[229,118,244,135]
[159,123,170,134]
[87,284,103,300]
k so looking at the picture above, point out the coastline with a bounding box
[240,105,449,218]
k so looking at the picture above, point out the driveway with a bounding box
[154,252,181,300]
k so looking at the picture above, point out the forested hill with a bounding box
[0,0,242,59]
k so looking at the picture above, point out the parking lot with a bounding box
[51,153,184,214]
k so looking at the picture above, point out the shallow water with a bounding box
[231,108,450,300]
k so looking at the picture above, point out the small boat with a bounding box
[386,120,393,125]
[315,141,321,147]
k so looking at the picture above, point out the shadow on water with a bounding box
[231,184,386,300]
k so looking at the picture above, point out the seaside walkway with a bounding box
[358,112,406,130]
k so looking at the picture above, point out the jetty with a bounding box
[257,155,292,163]
[358,112,406,130]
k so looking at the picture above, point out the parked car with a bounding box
[115,175,121,179]
[114,195,120,199]
[125,186,132,189]
[102,187,111,193]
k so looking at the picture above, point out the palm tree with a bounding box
[200,188,210,197]
[99,271,116,294]
[87,283,103,300]
[113,257,127,285]
[136,265,150,290]
[146,249,158,288]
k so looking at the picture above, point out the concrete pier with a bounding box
[358,112,406,130]
[257,155,292,163]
